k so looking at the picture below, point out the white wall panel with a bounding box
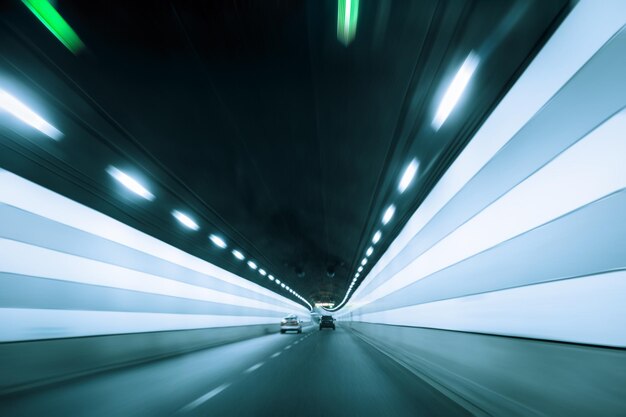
[337,2,626,348]
[0,171,309,342]
[0,308,283,342]
[357,271,626,347]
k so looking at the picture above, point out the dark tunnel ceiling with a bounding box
[0,0,570,307]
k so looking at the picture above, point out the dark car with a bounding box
[319,315,335,330]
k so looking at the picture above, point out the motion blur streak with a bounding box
[0,88,62,139]
[21,0,84,53]
[337,0,359,46]
[432,52,480,130]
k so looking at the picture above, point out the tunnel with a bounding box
[1,1,625,416]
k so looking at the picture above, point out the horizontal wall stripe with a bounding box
[0,204,297,312]
[0,309,283,342]
[356,270,626,348]
[0,171,305,311]
[356,108,626,308]
[0,273,287,318]
[353,190,626,315]
[0,238,302,316]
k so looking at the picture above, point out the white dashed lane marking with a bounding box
[244,362,264,373]
[180,383,231,413]
[270,352,281,358]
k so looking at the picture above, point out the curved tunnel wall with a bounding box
[0,169,309,392]
[338,0,626,348]
[335,3,626,415]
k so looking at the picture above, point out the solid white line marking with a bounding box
[271,352,281,358]
[180,383,230,412]
[244,362,264,373]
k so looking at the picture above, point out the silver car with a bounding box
[280,314,302,334]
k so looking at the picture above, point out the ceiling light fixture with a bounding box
[259,269,267,276]
[209,234,227,249]
[247,260,258,270]
[382,204,395,225]
[398,158,419,193]
[432,52,480,130]
[357,266,363,273]
[366,246,373,257]
[361,258,368,266]
[172,210,199,231]
[106,166,155,201]
[337,0,359,46]
[268,275,275,281]
[0,89,62,139]
[232,250,245,260]
[21,0,85,54]
[372,230,382,244]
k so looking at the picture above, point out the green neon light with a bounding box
[21,0,84,54]
[337,0,359,46]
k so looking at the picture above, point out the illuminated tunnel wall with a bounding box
[337,0,626,348]
[0,169,309,392]
[334,4,626,415]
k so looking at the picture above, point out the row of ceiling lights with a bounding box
[0,86,312,311]
[8,1,316,310]
[327,158,419,311]
[327,51,480,311]
[106,167,313,310]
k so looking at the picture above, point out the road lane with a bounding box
[193,326,470,417]
[0,326,470,417]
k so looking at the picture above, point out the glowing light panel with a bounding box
[382,205,395,225]
[337,0,359,46]
[432,52,480,130]
[21,0,85,53]
[172,210,199,231]
[0,89,62,139]
[209,234,227,249]
[398,159,419,193]
[106,166,155,201]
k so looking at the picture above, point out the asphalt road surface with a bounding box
[0,326,471,417]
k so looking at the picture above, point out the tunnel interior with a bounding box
[1,1,625,416]
[0,0,570,305]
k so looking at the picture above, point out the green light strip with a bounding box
[21,0,84,54]
[337,0,359,46]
